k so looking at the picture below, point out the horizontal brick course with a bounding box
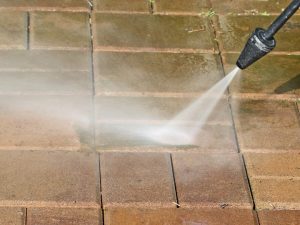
[94,0,149,13]
[258,210,300,225]
[27,208,102,225]
[222,54,300,96]
[94,52,224,94]
[104,208,258,225]
[93,14,217,52]
[232,99,300,152]
[31,12,90,50]
[0,0,89,11]
[0,208,25,225]
[0,151,100,207]
[172,153,252,208]
[100,152,176,208]
[0,96,92,151]
[215,15,300,53]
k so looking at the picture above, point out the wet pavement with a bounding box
[0,0,299,224]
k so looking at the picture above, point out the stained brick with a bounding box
[250,178,300,210]
[258,210,300,225]
[154,0,211,15]
[231,99,300,152]
[31,12,90,50]
[0,96,92,151]
[94,52,223,94]
[93,14,216,52]
[95,96,232,125]
[211,0,299,15]
[0,12,26,49]
[104,208,258,225]
[100,152,176,208]
[96,123,237,152]
[222,54,300,95]
[0,151,100,207]
[27,208,102,225]
[0,208,25,225]
[0,0,89,11]
[0,50,89,71]
[0,71,91,95]
[215,15,300,53]
[244,152,300,177]
[95,0,149,13]
[172,153,252,208]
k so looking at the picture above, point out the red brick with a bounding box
[0,96,92,151]
[96,123,237,152]
[172,153,252,208]
[95,96,232,125]
[222,54,300,96]
[94,0,149,13]
[31,12,90,50]
[244,152,300,177]
[0,208,25,225]
[258,210,300,225]
[105,208,258,225]
[93,14,217,52]
[154,0,211,15]
[215,15,300,53]
[94,52,224,94]
[0,151,100,207]
[0,0,89,11]
[100,152,176,208]
[27,208,102,225]
[211,0,299,15]
[0,12,26,50]
[250,178,300,210]
[231,99,300,152]
[0,50,89,71]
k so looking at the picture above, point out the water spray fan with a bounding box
[236,0,300,69]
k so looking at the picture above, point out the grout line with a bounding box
[241,155,256,211]
[26,12,30,50]
[169,154,180,208]
[24,208,28,225]
[295,101,300,127]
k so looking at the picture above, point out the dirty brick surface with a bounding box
[104,208,258,225]
[0,0,300,224]
[100,152,176,208]
[27,208,102,225]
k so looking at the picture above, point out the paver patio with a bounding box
[0,0,299,224]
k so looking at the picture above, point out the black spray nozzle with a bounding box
[237,0,300,69]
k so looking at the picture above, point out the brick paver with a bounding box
[93,14,217,52]
[100,152,176,208]
[0,151,100,207]
[0,12,26,49]
[172,153,252,208]
[222,54,300,96]
[215,15,300,53]
[0,0,89,11]
[96,123,237,152]
[232,99,300,152]
[211,0,299,15]
[104,208,258,225]
[94,0,149,13]
[0,96,92,150]
[0,208,25,225]
[31,12,90,50]
[27,208,102,225]
[94,52,224,94]
[258,210,300,225]
[154,0,211,15]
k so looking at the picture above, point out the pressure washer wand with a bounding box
[236,0,300,69]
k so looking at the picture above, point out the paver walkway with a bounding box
[0,0,299,224]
